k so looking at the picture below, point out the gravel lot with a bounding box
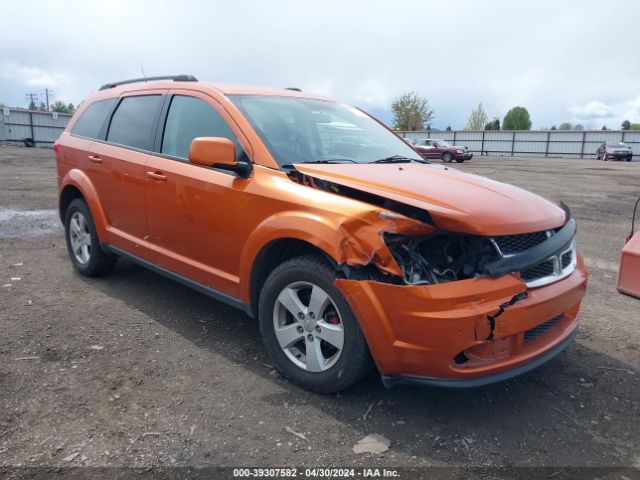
[1,147,639,474]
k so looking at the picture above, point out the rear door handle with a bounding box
[88,155,102,164]
[146,171,167,181]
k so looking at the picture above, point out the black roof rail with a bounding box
[99,74,198,91]
[285,87,302,92]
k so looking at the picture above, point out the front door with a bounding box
[144,92,252,298]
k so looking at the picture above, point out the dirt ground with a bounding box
[1,146,639,474]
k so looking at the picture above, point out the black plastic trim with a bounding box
[99,75,198,90]
[485,218,576,277]
[103,244,252,316]
[381,327,577,389]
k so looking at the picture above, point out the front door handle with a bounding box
[88,155,102,164]
[146,171,167,181]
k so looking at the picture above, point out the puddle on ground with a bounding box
[0,208,62,238]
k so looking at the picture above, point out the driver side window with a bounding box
[162,95,239,160]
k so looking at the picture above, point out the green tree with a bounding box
[601,125,608,130]
[621,120,631,130]
[51,100,76,114]
[558,122,572,130]
[502,106,532,130]
[630,123,640,130]
[573,124,584,131]
[484,118,501,130]
[391,92,434,131]
[465,102,488,130]
[445,125,452,131]
[550,125,557,130]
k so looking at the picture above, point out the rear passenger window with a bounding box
[107,95,162,150]
[162,95,238,160]
[71,99,116,139]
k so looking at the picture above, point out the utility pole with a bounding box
[41,88,54,111]
[25,93,39,110]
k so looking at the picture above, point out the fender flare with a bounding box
[238,211,350,303]
[59,169,109,242]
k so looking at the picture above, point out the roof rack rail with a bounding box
[285,87,302,91]
[99,75,198,91]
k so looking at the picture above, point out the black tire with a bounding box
[442,152,452,163]
[627,158,631,162]
[258,254,372,393]
[64,198,117,277]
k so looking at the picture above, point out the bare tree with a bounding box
[465,102,488,130]
[391,92,434,131]
[558,122,572,130]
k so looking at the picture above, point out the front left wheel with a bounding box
[64,198,117,277]
[258,254,372,393]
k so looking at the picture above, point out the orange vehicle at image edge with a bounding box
[55,75,588,393]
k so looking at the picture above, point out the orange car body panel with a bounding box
[57,80,588,384]
[336,255,587,378]
[293,163,566,235]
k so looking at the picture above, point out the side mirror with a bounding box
[189,137,251,177]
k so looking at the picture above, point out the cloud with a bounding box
[570,101,612,118]
[1,0,639,129]
[568,97,640,128]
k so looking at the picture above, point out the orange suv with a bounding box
[55,75,588,393]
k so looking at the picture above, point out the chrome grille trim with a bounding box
[490,231,577,288]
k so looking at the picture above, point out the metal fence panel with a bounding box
[397,129,639,159]
[0,107,72,148]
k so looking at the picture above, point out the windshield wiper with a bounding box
[370,155,429,164]
[282,159,358,169]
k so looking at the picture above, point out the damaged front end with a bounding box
[287,168,587,385]
[290,169,578,289]
[383,218,578,289]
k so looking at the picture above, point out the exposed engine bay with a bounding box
[384,232,501,285]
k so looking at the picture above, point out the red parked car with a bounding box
[413,138,473,163]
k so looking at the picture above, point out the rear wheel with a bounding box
[442,152,452,163]
[258,254,372,393]
[64,198,117,277]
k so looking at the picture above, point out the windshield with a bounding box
[230,95,424,166]
[608,142,627,148]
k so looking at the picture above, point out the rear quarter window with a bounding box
[106,95,163,151]
[70,98,117,139]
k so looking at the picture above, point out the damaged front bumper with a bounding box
[335,254,588,387]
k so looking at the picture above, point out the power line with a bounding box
[25,93,39,110]
[41,88,54,111]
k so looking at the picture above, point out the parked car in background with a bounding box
[596,142,633,161]
[413,138,473,163]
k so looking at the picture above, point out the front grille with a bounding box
[521,260,555,282]
[562,251,572,269]
[524,315,562,341]
[493,231,548,255]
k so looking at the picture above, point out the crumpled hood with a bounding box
[293,163,567,235]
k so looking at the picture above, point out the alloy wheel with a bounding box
[272,281,344,372]
[69,211,91,264]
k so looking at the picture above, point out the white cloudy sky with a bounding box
[1,0,639,129]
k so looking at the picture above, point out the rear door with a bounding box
[144,91,253,298]
[88,92,165,257]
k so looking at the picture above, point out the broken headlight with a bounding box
[384,232,500,285]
